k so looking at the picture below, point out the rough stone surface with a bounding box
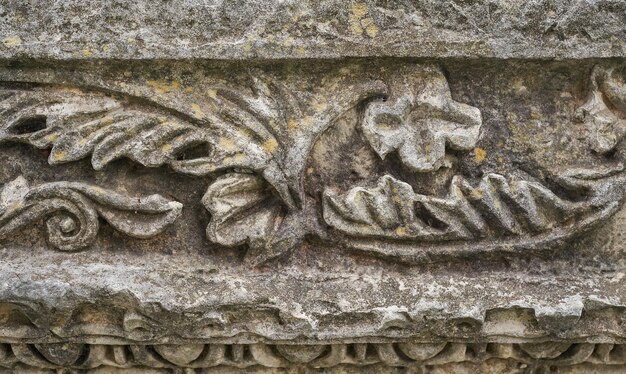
[1,1,626,373]
[1,0,626,60]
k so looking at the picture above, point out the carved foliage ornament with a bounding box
[0,176,182,251]
[0,64,625,263]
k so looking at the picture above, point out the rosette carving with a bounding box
[319,65,626,262]
[0,176,182,251]
[202,173,300,262]
[576,65,626,154]
[361,70,482,172]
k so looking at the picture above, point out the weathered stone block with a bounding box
[0,1,626,372]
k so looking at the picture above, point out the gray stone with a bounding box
[0,1,625,373]
[1,0,626,60]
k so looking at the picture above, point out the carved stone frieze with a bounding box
[1,1,626,370]
[2,63,625,265]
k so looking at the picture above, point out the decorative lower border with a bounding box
[1,341,625,370]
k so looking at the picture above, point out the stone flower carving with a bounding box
[361,73,482,172]
[202,173,305,265]
[0,71,387,264]
[203,173,283,248]
[575,65,626,154]
[0,176,182,251]
[4,64,625,265]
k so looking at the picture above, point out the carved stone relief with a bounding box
[0,49,625,372]
[3,341,626,371]
[0,176,181,251]
[2,63,625,265]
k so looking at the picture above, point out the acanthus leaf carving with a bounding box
[0,70,388,263]
[323,163,625,258]
[0,176,182,251]
[191,69,387,263]
[0,83,294,208]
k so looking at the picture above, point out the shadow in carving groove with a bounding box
[0,143,240,258]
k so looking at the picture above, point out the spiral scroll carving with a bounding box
[0,176,182,251]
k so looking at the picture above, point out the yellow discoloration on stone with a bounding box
[208,89,217,98]
[361,18,379,37]
[349,3,378,38]
[312,100,328,111]
[470,189,483,200]
[52,151,66,162]
[224,153,247,164]
[493,198,501,209]
[391,194,402,204]
[283,37,294,47]
[45,134,59,143]
[287,118,298,130]
[262,138,279,153]
[365,23,379,38]
[307,167,314,175]
[191,103,205,119]
[474,147,487,163]
[351,3,368,17]
[297,46,306,56]
[102,44,110,52]
[92,186,106,194]
[395,226,407,236]
[302,116,315,127]
[147,80,181,94]
[162,143,172,152]
[235,127,254,140]
[2,36,21,48]
[350,22,364,35]
[82,49,93,57]
[219,137,237,151]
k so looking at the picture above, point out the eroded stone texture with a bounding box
[0,1,626,373]
[1,0,626,60]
